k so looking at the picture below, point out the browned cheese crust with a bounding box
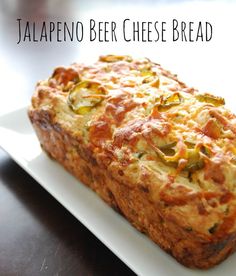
[28,55,236,269]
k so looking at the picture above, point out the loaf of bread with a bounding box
[28,55,236,269]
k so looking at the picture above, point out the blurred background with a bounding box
[0,0,235,115]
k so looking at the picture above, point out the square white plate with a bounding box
[0,107,235,276]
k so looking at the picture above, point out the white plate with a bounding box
[0,107,235,276]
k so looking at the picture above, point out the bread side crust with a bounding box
[28,108,236,269]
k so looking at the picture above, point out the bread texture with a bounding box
[28,55,236,269]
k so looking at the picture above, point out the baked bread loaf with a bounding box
[28,55,236,269]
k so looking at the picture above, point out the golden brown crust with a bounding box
[28,55,236,269]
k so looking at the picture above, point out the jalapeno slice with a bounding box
[99,55,133,63]
[155,140,205,172]
[68,80,107,114]
[195,93,225,106]
[155,92,183,112]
